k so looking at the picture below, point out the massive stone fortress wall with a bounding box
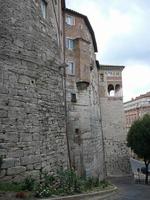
[0,0,68,181]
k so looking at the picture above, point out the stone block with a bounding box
[0,170,6,178]
[34,163,42,170]
[1,158,15,169]
[0,110,8,118]
[8,149,24,158]
[18,75,30,85]
[24,170,40,180]
[21,155,41,166]
[7,166,26,175]
[26,164,34,170]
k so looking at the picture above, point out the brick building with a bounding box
[64,9,105,179]
[124,92,150,133]
[64,8,131,177]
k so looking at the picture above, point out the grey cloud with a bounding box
[66,0,150,66]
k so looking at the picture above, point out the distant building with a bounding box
[124,92,150,133]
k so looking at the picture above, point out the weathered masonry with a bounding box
[98,64,131,176]
[65,9,105,179]
[0,0,131,181]
[0,0,68,181]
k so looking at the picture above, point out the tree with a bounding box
[127,114,150,184]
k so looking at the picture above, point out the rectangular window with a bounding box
[67,62,75,75]
[66,15,75,25]
[71,93,77,103]
[41,0,47,19]
[100,73,104,82]
[107,71,113,76]
[116,72,120,76]
[66,38,75,49]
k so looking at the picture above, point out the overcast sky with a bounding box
[66,0,150,102]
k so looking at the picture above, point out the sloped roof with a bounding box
[61,0,66,9]
[65,8,98,52]
[100,64,125,71]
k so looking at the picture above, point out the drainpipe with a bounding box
[62,5,72,169]
[97,71,107,178]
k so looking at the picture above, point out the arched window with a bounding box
[115,84,121,96]
[108,84,115,96]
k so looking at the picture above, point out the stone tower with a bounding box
[0,0,68,181]
[98,64,131,176]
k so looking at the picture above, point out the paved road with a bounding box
[110,176,150,200]
[117,183,150,200]
[109,158,150,199]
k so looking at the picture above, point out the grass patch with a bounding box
[0,182,23,192]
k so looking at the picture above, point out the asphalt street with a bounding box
[112,177,150,200]
[110,158,150,200]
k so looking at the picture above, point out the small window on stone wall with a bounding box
[71,93,77,102]
[66,15,75,26]
[100,73,104,82]
[41,0,47,19]
[75,129,81,145]
[75,128,79,134]
[67,62,75,75]
[66,38,75,49]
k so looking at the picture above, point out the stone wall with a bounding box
[0,0,68,181]
[99,65,131,177]
[100,98,131,176]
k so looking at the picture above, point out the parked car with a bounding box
[141,166,150,175]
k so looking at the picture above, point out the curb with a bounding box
[40,186,118,200]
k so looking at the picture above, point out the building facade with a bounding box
[65,9,105,179]
[0,0,68,181]
[0,0,131,181]
[98,65,131,176]
[64,9,131,178]
[124,92,150,133]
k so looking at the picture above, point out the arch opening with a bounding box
[115,84,122,96]
[108,84,115,96]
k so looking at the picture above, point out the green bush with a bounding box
[0,169,111,198]
[34,169,111,198]
[21,176,36,191]
[34,184,53,198]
